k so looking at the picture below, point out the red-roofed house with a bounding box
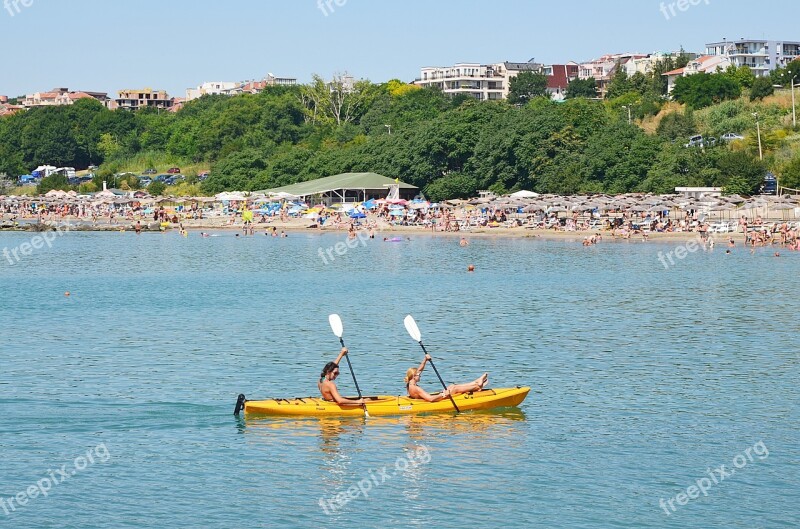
[0,103,24,117]
[22,88,109,108]
[544,63,579,100]
[663,55,732,94]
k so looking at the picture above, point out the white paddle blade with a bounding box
[328,314,344,338]
[404,315,422,342]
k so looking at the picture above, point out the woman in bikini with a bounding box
[405,354,488,403]
[318,347,365,406]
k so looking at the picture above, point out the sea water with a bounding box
[0,231,797,528]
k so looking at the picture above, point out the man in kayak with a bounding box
[405,354,488,402]
[319,347,366,406]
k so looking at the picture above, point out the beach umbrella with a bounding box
[349,211,366,219]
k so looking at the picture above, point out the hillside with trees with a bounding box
[1,61,799,199]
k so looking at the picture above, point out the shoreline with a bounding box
[0,215,751,243]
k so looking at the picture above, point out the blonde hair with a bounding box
[405,367,418,384]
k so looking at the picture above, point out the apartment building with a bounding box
[578,53,648,97]
[115,88,173,111]
[415,60,545,101]
[705,39,800,76]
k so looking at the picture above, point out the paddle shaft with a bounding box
[418,341,461,413]
[339,337,368,416]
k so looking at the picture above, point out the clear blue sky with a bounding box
[1,0,797,98]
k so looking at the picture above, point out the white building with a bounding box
[663,55,733,94]
[623,51,700,78]
[705,39,800,77]
[185,81,239,101]
[186,75,297,100]
[415,60,544,101]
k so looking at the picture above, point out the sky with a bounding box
[1,0,797,98]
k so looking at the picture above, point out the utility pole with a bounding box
[753,112,763,160]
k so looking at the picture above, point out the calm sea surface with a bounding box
[0,230,797,528]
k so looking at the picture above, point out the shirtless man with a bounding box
[318,348,365,406]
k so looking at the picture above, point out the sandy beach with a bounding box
[1,213,755,244]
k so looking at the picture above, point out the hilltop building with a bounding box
[185,74,297,101]
[622,51,700,77]
[543,63,580,100]
[114,88,173,111]
[415,60,580,101]
[21,88,110,108]
[663,55,733,94]
[705,38,800,76]
[578,53,649,97]
[186,81,239,100]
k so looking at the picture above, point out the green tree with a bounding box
[749,76,775,101]
[147,181,166,196]
[675,47,692,69]
[564,78,597,99]
[37,174,72,194]
[605,67,631,100]
[508,71,548,104]
[672,73,741,109]
[724,65,756,89]
[713,150,766,193]
[650,57,676,95]
[97,133,122,160]
[423,172,478,201]
[656,111,697,141]
[779,154,800,189]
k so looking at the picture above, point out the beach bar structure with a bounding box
[259,172,417,205]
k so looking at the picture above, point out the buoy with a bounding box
[468,264,475,272]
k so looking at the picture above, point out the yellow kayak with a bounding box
[235,386,530,417]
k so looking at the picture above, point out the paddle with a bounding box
[328,314,369,418]
[403,315,461,413]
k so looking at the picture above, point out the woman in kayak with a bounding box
[319,347,366,406]
[405,354,488,402]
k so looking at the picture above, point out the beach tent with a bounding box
[510,190,540,199]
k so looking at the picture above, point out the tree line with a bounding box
[1,61,799,199]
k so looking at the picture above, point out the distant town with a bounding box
[1,37,798,118]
